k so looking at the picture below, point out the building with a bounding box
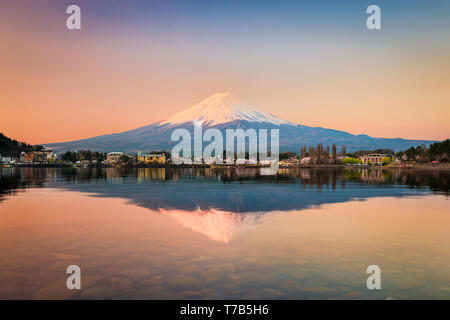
[279,157,300,167]
[358,154,393,165]
[22,152,35,164]
[300,157,312,165]
[34,153,48,164]
[106,152,123,163]
[259,159,277,166]
[1,156,13,164]
[137,152,165,164]
[42,148,55,160]
[20,150,54,164]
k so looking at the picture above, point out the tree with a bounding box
[316,144,324,164]
[93,152,107,162]
[428,139,450,162]
[342,157,362,165]
[308,146,315,163]
[405,147,417,161]
[340,146,347,157]
[332,143,337,165]
[381,157,391,166]
[119,154,131,164]
[0,132,43,157]
[61,151,78,162]
[78,150,93,161]
[300,146,307,159]
[280,151,296,160]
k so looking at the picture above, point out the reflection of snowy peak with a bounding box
[160,207,264,243]
[162,92,292,126]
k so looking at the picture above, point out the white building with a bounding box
[106,152,123,163]
[1,156,13,164]
[300,157,311,165]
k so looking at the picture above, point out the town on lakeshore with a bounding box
[1,133,449,170]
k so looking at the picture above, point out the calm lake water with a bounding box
[0,167,449,299]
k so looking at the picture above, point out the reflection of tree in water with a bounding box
[0,167,449,203]
[0,168,43,202]
[342,169,449,195]
[395,170,449,195]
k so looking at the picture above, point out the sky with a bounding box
[1,0,449,144]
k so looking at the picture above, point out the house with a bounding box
[259,159,278,166]
[42,148,55,160]
[1,156,13,164]
[33,153,48,164]
[204,156,223,164]
[279,157,300,167]
[137,152,165,164]
[21,151,52,164]
[23,152,35,164]
[78,160,91,167]
[106,152,123,163]
[300,157,311,165]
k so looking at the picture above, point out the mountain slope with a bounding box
[0,133,42,157]
[45,93,435,153]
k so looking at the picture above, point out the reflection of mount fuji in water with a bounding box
[45,168,445,214]
[161,208,265,243]
[1,167,448,242]
[51,168,447,242]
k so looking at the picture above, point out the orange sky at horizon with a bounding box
[1,1,449,145]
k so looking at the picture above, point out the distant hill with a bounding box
[0,133,42,157]
[45,92,436,153]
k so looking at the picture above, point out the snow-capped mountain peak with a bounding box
[162,92,292,126]
[45,92,436,153]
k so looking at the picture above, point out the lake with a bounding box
[0,167,449,299]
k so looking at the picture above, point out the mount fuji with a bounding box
[46,92,435,153]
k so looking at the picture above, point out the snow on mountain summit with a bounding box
[162,92,292,126]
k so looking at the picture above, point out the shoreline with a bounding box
[2,163,450,170]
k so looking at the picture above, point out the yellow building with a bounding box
[137,152,165,164]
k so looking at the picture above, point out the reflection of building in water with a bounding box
[43,168,58,182]
[160,208,264,243]
[299,169,311,179]
[0,167,15,178]
[341,168,405,184]
[21,167,50,181]
[218,168,259,181]
[137,168,166,181]
[106,168,124,183]
[360,169,385,182]
[15,167,58,182]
